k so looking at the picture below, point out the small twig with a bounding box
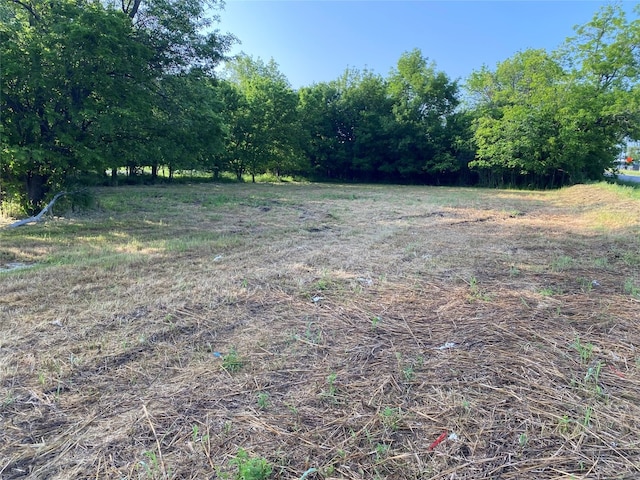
[142,404,169,480]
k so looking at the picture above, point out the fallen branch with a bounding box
[8,191,67,228]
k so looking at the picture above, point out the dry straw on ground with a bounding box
[1,182,639,479]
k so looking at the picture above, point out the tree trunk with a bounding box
[151,164,158,181]
[26,172,48,212]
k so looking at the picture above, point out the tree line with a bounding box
[1,0,639,213]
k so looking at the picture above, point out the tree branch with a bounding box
[9,0,39,21]
[7,192,67,228]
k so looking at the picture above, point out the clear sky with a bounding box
[214,0,639,89]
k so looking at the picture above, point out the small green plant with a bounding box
[2,392,15,409]
[402,364,415,382]
[257,392,269,410]
[582,406,593,427]
[539,287,554,296]
[579,360,607,399]
[624,278,640,298]
[552,255,574,272]
[230,448,272,480]
[374,443,390,461]
[380,406,403,431]
[518,432,528,447]
[469,276,480,296]
[578,277,594,293]
[584,360,603,385]
[321,372,338,402]
[222,348,244,373]
[593,257,608,268]
[509,265,520,277]
[468,276,491,301]
[303,322,322,344]
[371,316,381,329]
[571,337,593,364]
[140,450,161,478]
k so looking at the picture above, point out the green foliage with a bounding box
[222,348,244,373]
[222,55,303,182]
[1,0,231,212]
[1,0,155,210]
[468,5,640,188]
[229,448,272,480]
[256,392,269,410]
[297,52,467,184]
[571,337,594,364]
[3,0,638,206]
[380,407,403,431]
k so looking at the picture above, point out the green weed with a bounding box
[571,337,593,364]
[582,406,593,427]
[518,432,528,447]
[374,443,390,461]
[321,372,338,402]
[539,287,555,296]
[222,348,244,373]
[230,448,272,480]
[468,276,491,301]
[257,392,269,410]
[551,255,574,272]
[623,278,640,298]
[380,406,403,431]
[557,415,571,433]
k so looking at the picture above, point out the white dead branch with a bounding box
[7,191,67,228]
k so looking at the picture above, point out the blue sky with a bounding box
[215,0,639,89]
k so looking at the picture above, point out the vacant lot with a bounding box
[1,182,640,479]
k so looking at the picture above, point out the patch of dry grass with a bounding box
[1,182,640,479]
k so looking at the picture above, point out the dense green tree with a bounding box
[560,3,640,179]
[147,71,226,179]
[222,55,302,182]
[298,59,464,184]
[336,69,394,181]
[386,49,462,181]
[1,0,153,209]
[2,0,232,210]
[106,0,235,74]
[467,4,639,187]
[467,49,568,186]
[297,82,343,179]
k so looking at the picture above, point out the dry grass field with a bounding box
[1,182,640,479]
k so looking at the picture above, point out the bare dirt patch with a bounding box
[1,183,640,479]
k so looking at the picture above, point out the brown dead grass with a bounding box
[1,182,640,479]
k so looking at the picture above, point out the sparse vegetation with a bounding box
[1,182,640,478]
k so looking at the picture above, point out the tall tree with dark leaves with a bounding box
[386,49,461,182]
[222,55,302,182]
[1,0,154,211]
